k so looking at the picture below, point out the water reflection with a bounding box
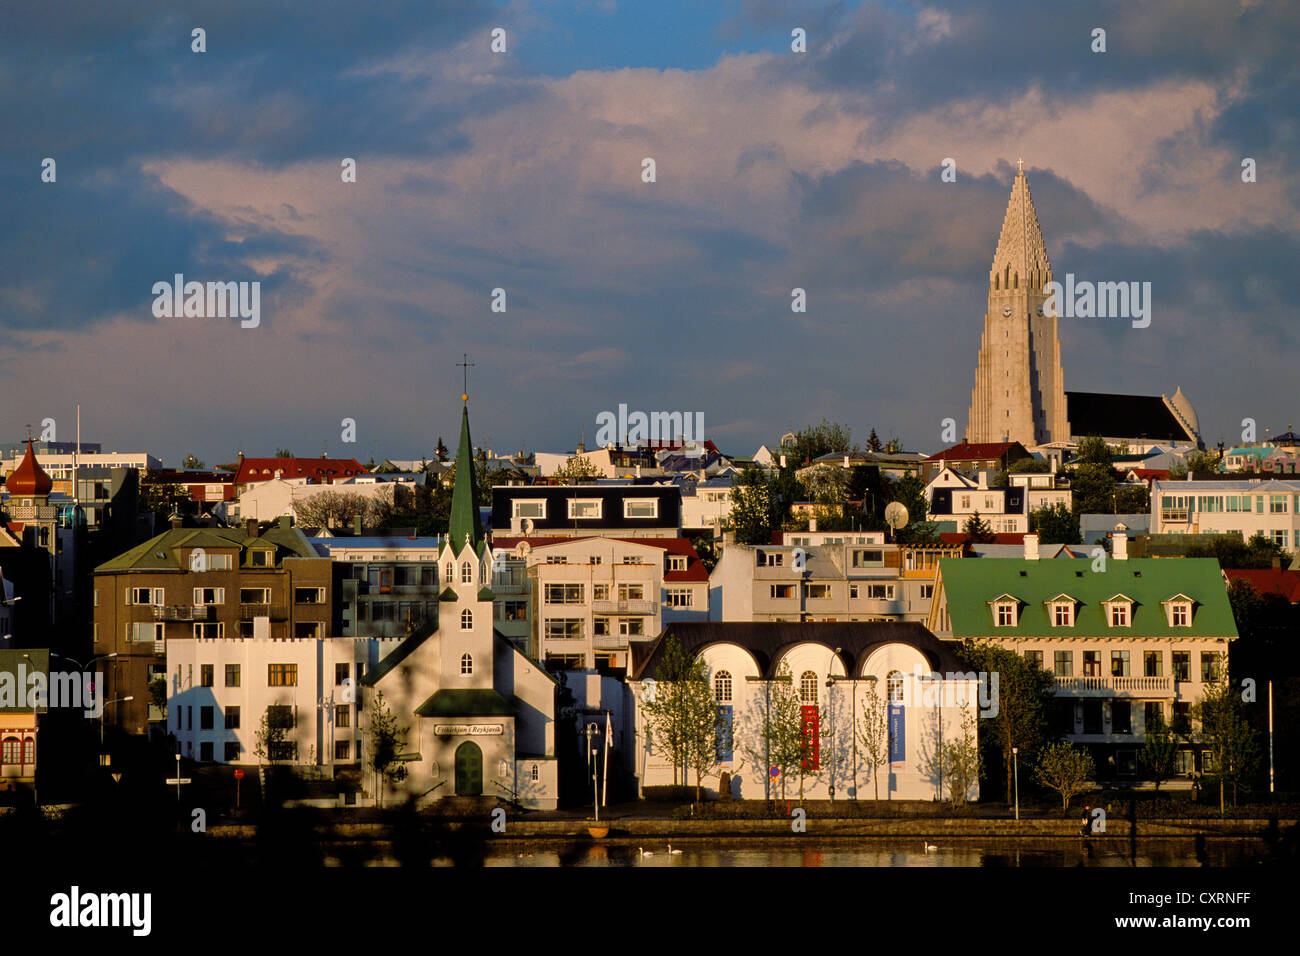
[322,837,1263,868]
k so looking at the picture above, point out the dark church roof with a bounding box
[1066,391,1197,444]
[630,621,970,680]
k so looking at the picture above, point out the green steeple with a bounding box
[449,404,485,555]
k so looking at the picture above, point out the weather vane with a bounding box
[457,353,475,403]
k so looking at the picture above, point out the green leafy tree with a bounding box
[942,707,981,805]
[1113,483,1150,514]
[689,534,719,574]
[1030,502,1081,544]
[1070,462,1116,515]
[728,465,774,544]
[866,429,883,452]
[554,454,602,484]
[180,454,204,470]
[961,642,1058,803]
[1139,711,1180,791]
[275,447,294,458]
[741,663,805,803]
[1075,436,1112,466]
[1009,458,1051,474]
[786,420,856,467]
[1188,533,1293,570]
[856,681,889,801]
[1035,741,1095,810]
[962,511,994,543]
[1194,678,1261,814]
[642,637,718,799]
[367,691,409,809]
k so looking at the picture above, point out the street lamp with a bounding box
[102,696,134,750]
[1012,746,1020,821]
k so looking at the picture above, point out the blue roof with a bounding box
[310,536,443,550]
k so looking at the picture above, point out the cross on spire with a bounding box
[457,353,475,403]
[1017,157,1024,174]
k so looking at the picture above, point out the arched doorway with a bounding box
[454,741,483,796]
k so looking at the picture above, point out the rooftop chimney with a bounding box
[170,515,183,530]
[1113,532,1128,561]
[977,471,988,489]
[1024,532,1039,561]
[843,455,850,469]
[1050,456,1057,474]
[809,517,818,533]
[245,517,258,538]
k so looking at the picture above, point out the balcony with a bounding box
[592,599,655,616]
[239,603,288,620]
[153,605,215,622]
[593,634,630,650]
[1055,675,1174,698]
[491,575,528,594]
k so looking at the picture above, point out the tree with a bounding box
[1188,532,1292,570]
[741,663,804,802]
[1070,462,1116,515]
[883,435,903,454]
[434,437,449,462]
[961,642,1057,803]
[274,447,294,458]
[367,691,409,809]
[942,707,981,805]
[642,637,719,799]
[1194,678,1261,815]
[293,489,375,530]
[554,454,602,483]
[1035,742,1095,810]
[963,511,994,543]
[1139,711,1180,791]
[866,429,883,452]
[180,454,204,470]
[1075,436,1112,466]
[1113,483,1150,514]
[856,682,889,801]
[727,465,773,545]
[786,419,856,467]
[689,534,719,574]
[140,482,188,524]
[1184,449,1221,475]
[1009,458,1051,474]
[1030,502,1081,544]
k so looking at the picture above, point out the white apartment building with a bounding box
[709,533,962,624]
[1151,478,1300,549]
[679,480,733,535]
[495,536,708,670]
[925,467,1029,533]
[1009,469,1072,513]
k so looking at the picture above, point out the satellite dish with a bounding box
[515,541,531,558]
[520,517,533,533]
[884,501,909,530]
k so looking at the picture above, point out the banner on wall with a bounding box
[888,703,905,764]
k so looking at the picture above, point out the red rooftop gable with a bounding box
[234,457,369,484]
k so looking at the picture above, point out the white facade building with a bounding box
[1150,478,1300,548]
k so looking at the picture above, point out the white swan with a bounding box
[667,845,683,855]
[923,842,938,853]
[638,846,653,858]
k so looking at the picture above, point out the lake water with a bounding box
[323,836,1265,867]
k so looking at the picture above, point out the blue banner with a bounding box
[715,705,733,762]
[888,704,905,764]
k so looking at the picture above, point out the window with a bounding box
[920,584,934,600]
[1272,529,1289,548]
[1144,702,1164,729]
[225,664,241,687]
[335,740,351,760]
[1172,652,1191,682]
[460,562,473,584]
[192,587,225,605]
[240,587,271,605]
[886,670,905,703]
[714,670,732,702]
[335,663,350,685]
[866,584,895,600]
[224,741,241,762]
[993,601,1017,627]
[1270,495,1289,514]
[1166,600,1192,627]
[336,705,351,728]
[1082,651,1101,677]
[666,588,693,608]
[594,617,610,636]
[544,653,586,669]
[421,567,437,587]
[207,554,233,571]
[200,706,214,730]
[268,663,298,687]
[225,706,240,729]
[1108,602,1131,627]
[1111,650,1130,678]
[667,555,687,571]
[1200,652,1221,683]
[800,671,819,704]
[769,584,795,599]
[200,664,214,687]
[1025,650,1043,670]
[756,550,784,567]
[460,609,473,630]
[461,653,473,675]
[618,583,645,601]
[851,549,884,568]
[445,561,453,583]
[589,555,603,565]
[130,587,162,606]
[1051,600,1075,627]
[545,583,584,604]
[546,555,568,564]
[294,622,322,639]
[619,618,644,636]
[513,500,546,519]
[294,587,324,604]
[200,742,214,762]
[624,499,658,519]
[249,549,271,567]
[499,601,527,622]
[805,584,831,599]
[193,622,223,640]
[1054,651,1073,676]
[622,555,643,565]
[531,764,540,782]
[568,499,602,519]
[1143,651,1163,677]
[849,584,859,599]
[593,584,610,601]
[545,619,583,640]
[1112,700,1132,735]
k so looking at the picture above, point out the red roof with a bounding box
[1128,468,1170,483]
[234,457,368,484]
[6,440,53,497]
[1224,568,1300,603]
[940,532,1027,546]
[925,442,1020,462]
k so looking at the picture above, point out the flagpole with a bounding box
[602,710,611,808]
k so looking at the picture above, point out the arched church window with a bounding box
[799,670,818,705]
[460,609,473,630]
[887,670,905,704]
[714,670,732,703]
[461,653,473,674]
[461,561,472,584]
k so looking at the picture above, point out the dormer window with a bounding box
[990,595,1019,627]
[1045,594,1076,628]
[1162,594,1194,628]
[1103,594,1134,628]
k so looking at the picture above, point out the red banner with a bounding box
[800,705,820,771]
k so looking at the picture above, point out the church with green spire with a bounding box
[360,397,559,809]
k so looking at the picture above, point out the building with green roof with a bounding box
[929,552,1236,781]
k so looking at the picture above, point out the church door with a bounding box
[454,741,483,796]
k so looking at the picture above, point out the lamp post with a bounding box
[102,696,134,750]
[1012,746,1020,821]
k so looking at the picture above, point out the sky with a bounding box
[2,0,1297,467]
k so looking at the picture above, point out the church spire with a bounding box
[990,164,1052,292]
[448,402,485,556]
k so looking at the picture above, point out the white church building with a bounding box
[360,402,559,809]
